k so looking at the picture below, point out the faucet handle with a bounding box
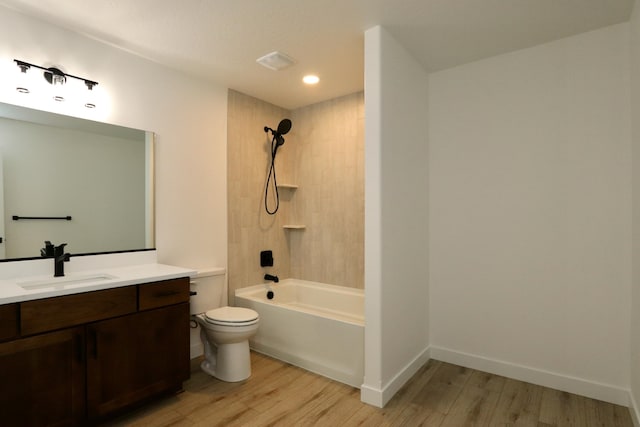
[41,241,55,257]
[53,243,68,256]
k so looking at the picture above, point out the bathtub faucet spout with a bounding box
[264,274,279,283]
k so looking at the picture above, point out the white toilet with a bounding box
[190,270,260,382]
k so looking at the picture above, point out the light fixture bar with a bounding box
[14,59,98,89]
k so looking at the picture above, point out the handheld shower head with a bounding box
[264,118,292,143]
[263,118,293,215]
[276,118,292,136]
[265,118,292,152]
[276,119,291,147]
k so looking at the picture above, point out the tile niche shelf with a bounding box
[278,183,304,229]
[277,183,298,190]
[283,224,306,230]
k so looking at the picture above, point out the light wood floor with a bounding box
[105,351,633,426]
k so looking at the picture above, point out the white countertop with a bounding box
[0,251,197,304]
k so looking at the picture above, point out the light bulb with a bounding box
[50,73,66,102]
[84,82,97,108]
[16,64,30,93]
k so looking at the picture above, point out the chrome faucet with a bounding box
[53,243,70,277]
[264,274,279,283]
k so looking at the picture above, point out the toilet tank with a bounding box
[189,268,227,315]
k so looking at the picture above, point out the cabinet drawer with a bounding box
[21,287,137,336]
[0,304,18,342]
[138,278,190,311]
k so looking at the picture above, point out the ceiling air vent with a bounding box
[256,51,296,71]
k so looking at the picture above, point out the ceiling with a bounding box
[0,0,634,110]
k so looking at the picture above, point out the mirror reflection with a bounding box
[0,102,154,260]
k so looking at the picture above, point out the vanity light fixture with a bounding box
[13,59,99,108]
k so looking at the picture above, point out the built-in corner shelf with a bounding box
[277,184,299,190]
[279,183,302,229]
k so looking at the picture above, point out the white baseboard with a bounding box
[360,384,385,408]
[430,346,629,407]
[360,346,431,408]
[630,390,640,427]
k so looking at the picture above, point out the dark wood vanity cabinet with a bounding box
[0,277,190,426]
[86,302,190,419]
[0,326,85,426]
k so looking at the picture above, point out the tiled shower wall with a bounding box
[289,92,364,288]
[227,90,364,301]
[227,90,291,301]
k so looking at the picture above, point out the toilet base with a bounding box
[201,341,252,382]
[200,359,217,378]
[194,313,257,383]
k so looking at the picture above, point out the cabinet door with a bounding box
[0,327,85,427]
[86,303,190,419]
[0,303,18,342]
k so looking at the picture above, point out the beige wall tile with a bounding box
[290,92,365,288]
[227,90,291,301]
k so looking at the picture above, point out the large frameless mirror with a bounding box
[0,102,154,260]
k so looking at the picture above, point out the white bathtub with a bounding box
[235,279,364,388]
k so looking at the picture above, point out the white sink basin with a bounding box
[18,273,118,290]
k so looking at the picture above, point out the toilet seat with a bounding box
[204,306,259,327]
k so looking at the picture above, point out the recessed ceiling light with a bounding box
[303,75,319,85]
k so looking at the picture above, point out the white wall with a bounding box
[630,0,640,422]
[0,6,228,271]
[429,23,632,405]
[362,26,429,407]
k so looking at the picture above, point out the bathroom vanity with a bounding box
[0,101,195,425]
[0,255,195,426]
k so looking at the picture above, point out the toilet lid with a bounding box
[204,306,258,325]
